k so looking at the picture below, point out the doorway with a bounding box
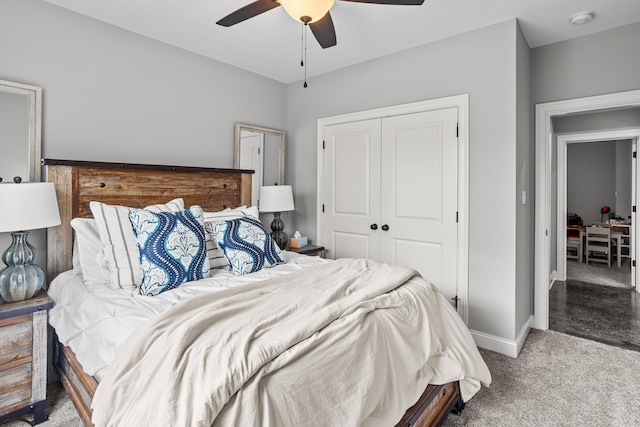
[534,89,640,330]
[556,133,636,287]
[549,134,640,351]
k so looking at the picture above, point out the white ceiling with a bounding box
[43,0,640,84]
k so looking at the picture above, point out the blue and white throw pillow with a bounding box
[208,216,285,276]
[129,205,211,296]
[203,206,260,270]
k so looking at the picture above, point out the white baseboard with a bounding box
[515,315,534,355]
[470,315,534,358]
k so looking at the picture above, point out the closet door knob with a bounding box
[370,224,378,230]
[381,224,390,231]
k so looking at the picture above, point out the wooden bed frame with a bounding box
[44,159,463,427]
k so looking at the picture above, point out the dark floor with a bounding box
[549,279,640,352]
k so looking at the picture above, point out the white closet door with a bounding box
[380,108,458,299]
[321,119,381,260]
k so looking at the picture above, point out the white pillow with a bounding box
[90,198,184,289]
[72,236,80,274]
[70,218,111,284]
[203,206,259,269]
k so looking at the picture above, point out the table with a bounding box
[290,244,325,257]
[569,225,630,268]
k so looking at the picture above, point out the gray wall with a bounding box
[532,22,640,277]
[567,141,618,224]
[515,23,533,338]
[566,140,632,225]
[554,109,640,134]
[286,20,523,341]
[531,22,640,105]
[1,0,287,275]
[1,0,286,167]
[556,108,639,224]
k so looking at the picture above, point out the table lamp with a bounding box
[259,185,294,250]
[0,180,61,302]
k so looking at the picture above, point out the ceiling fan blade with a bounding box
[309,12,337,49]
[216,0,281,27]
[340,0,424,5]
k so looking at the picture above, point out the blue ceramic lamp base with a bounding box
[270,212,289,250]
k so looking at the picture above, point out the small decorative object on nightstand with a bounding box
[0,179,61,302]
[290,244,325,257]
[0,291,53,424]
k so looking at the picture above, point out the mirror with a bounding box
[0,79,42,183]
[234,123,285,207]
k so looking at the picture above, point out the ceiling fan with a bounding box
[216,0,426,49]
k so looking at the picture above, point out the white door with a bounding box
[321,119,381,260]
[239,131,264,206]
[321,108,458,299]
[380,108,458,298]
[633,139,637,289]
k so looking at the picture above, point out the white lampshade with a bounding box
[279,0,335,23]
[259,185,295,213]
[0,182,61,232]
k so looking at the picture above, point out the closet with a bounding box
[318,106,459,301]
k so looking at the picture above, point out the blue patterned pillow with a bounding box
[208,216,285,275]
[129,206,211,296]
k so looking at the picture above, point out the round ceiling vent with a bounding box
[570,11,595,25]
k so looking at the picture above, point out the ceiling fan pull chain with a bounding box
[303,25,308,88]
[300,23,304,67]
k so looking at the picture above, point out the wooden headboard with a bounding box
[44,159,253,282]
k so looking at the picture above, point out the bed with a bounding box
[44,159,490,427]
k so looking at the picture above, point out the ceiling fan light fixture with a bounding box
[279,0,335,24]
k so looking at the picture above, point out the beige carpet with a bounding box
[5,330,640,426]
[2,381,82,427]
[444,329,640,426]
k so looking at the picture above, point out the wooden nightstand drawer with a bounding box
[0,363,32,417]
[0,292,53,425]
[0,314,33,366]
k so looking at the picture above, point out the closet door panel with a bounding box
[393,239,443,287]
[321,119,381,260]
[333,232,372,260]
[380,108,458,299]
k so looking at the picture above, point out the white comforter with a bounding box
[49,251,329,380]
[89,258,490,427]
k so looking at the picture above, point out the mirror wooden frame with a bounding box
[233,123,285,186]
[0,79,42,182]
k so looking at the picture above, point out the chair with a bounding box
[566,227,582,262]
[585,226,614,267]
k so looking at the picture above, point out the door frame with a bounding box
[534,89,640,330]
[556,130,640,285]
[316,94,469,324]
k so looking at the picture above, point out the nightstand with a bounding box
[290,244,325,257]
[0,291,53,425]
